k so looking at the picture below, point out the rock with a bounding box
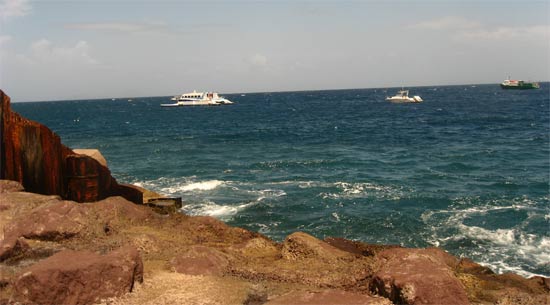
[0,180,24,193]
[0,90,142,204]
[4,200,87,242]
[171,245,231,276]
[237,237,280,258]
[265,290,392,305]
[13,246,143,305]
[0,192,63,241]
[91,196,154,223]
[494,289,550,305]
[72,149,108,167]
[1,90,69,196]
[529,276,550,291]
[1,196,154,262]
[0,191,62,213]
[325,237,401,257]
[281,232,354,262]
[456,257,494,275]
[0,237,30,262]
[0,265,11,288]
[187,216,259,244]
[371,248,469,305]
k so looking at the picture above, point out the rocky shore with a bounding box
[0,90,548,305]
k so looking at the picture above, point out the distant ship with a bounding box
[161,91,233,107]
[386,89,423,103]
[500,78,540,90]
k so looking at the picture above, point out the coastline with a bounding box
[1,89,549,305]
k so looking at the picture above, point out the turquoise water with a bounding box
[13,84,550,277]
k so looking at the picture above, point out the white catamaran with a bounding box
[162,91,233,107]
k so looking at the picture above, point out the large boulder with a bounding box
[371,247,469,305]
[4,200,87,242]
[13,246,143,305]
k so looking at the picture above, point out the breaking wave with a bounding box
[422,197,550,277]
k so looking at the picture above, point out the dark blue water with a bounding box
[13,84,550,277]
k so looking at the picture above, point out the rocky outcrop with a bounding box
[1,185,549,304]
[371,247,470,305]
[0,193,155,263]
[12,246,143,305]
[0,90,142,204]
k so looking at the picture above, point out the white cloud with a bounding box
[409,16,481,30]
[18,39,99,66]
[65,22,167,33]
[409,16,549,44]
[0,0,31,22]
[248,54,268,68]
[458,25,550,41]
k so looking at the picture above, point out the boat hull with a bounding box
[161,101,222,107]
[386,97,422,103]
[500,84,539,90]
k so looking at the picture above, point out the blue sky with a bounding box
[1,0,549,101]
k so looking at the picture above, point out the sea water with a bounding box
[13,84,550,277]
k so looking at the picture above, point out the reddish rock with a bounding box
[529,276,550,291]
[187,216,259,244]
[282,232,354,262]
[4,200,87,242]
[0,180,24,193]
[0,90,142,204]
[371,247,469,305]
[456,257,494,275]
[13,246,143,305]
[325,237,401,257]
[265,290,392,305]
[91,196,154,223]
[3,196,154,237]
[0,265,11,288]
[494,290,550,305]
[171,245,230,276]
[0,237,29,262]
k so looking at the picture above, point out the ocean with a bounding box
[12,84,550,278]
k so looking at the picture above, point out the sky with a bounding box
[0,0,549,102]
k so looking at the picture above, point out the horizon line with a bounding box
[9,80,549,103]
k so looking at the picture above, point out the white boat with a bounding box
[161,90,233,107]
[386,89,423,103]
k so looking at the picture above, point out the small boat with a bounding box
[500,78,539,90]
[386,89,423,103]
[161,90,233,107]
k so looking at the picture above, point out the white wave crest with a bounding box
[320,181,406,200]
[181,180,225,191]
[181,200,256,220]
[422,197,550,278]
